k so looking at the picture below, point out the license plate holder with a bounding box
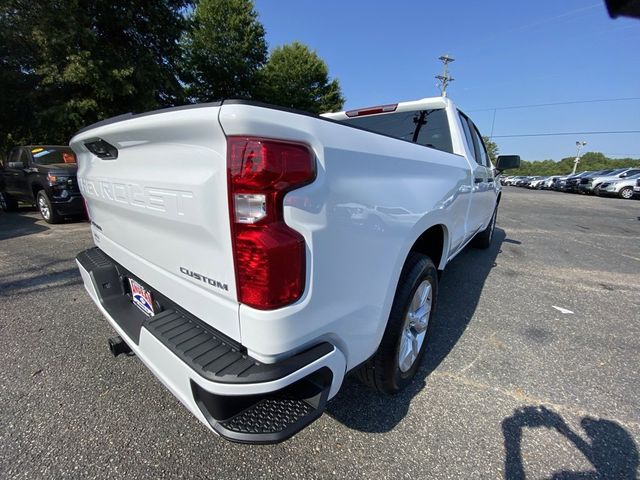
[128,278,155,317]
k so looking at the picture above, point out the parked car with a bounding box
[504,176,521,186]
[635,178,640,198]
[71,97,520,444]
[576,169,616,194]
[541,176,560,189]
[563,171,593,193]
[596,173,640,199]
[515,176,534,187]
[582,167,640,194]
[552,175,571,191]
[500,175,514,186]
[528,176,548,189]
[0,145,84,223]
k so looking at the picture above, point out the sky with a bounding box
[253,0,640,161]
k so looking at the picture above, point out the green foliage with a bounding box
[1,0,192,153]
[483,137,499,164]
[182,0,267,101]
[254,42,345,114]
[1,0,345,155]
[508,152,640,176]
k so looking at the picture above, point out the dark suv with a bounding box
[0,145,84,223]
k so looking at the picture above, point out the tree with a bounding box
[254,41,344,114]
[182,0,267,102]
[1,0,193,151]
[483,136,499,164]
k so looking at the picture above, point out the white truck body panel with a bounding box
[71,96,504,442]
[219,102,479,365]
[72,106,241,340]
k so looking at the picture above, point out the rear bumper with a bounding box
[76,247,346,443]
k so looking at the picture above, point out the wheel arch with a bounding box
[31,182,45,201]
[408,223,449,271]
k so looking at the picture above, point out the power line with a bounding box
[468,97,640,112]
[492,130,640,138]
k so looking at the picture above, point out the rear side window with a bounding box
[341,109,453,154]
[18,149,30,165]
[459,115,476,162]
[7,148,20,165]
[459,112,490,167]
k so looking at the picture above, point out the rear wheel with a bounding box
[37,190,62,224]
[0,191,19,212]
[471,206,497,249]
[356,253,438,394]
[619,187,634,200]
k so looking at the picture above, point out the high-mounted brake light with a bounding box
[345,103,398,118]
[227,137,315,310]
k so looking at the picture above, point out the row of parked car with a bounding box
[501,167,640,199]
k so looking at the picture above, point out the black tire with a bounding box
[36,190,62,224]
[619,187,634,200]
[0,191,19,212]
[356,252,438,394]
[471,206,497,249]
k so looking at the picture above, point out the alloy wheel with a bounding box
[38,195,50,220]
[398,280,433,373]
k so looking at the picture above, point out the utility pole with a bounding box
[435,54,455,97]
[572,141,587,174]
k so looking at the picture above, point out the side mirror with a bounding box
[496,155,521,173]
[7,162,24,169]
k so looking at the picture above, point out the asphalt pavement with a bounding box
[1,189,639,479]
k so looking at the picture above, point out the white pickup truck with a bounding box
[71,97,519,444]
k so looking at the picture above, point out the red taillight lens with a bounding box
[227,137,315,310]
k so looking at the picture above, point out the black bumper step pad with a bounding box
[145,309,333,385]
[220,398,314,434]
[192,368,332,444]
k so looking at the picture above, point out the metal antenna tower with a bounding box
[435,54,455,97]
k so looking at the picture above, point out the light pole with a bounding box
[572,141,587,175]
[435,54,455,97]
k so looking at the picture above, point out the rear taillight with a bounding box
[227,137,315,310]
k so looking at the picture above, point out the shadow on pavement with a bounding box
[0,267,81,297]
[326,227,508,432]
[502,405,638,479]
[0,211,49,240]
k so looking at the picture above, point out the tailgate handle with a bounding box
[85,138,118,160]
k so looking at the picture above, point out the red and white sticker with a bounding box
[129,278,155,316]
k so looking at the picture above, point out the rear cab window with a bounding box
[340,109,454,154]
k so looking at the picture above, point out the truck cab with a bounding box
[0,145,84,223]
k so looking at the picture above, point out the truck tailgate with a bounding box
[70,105,240,341]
